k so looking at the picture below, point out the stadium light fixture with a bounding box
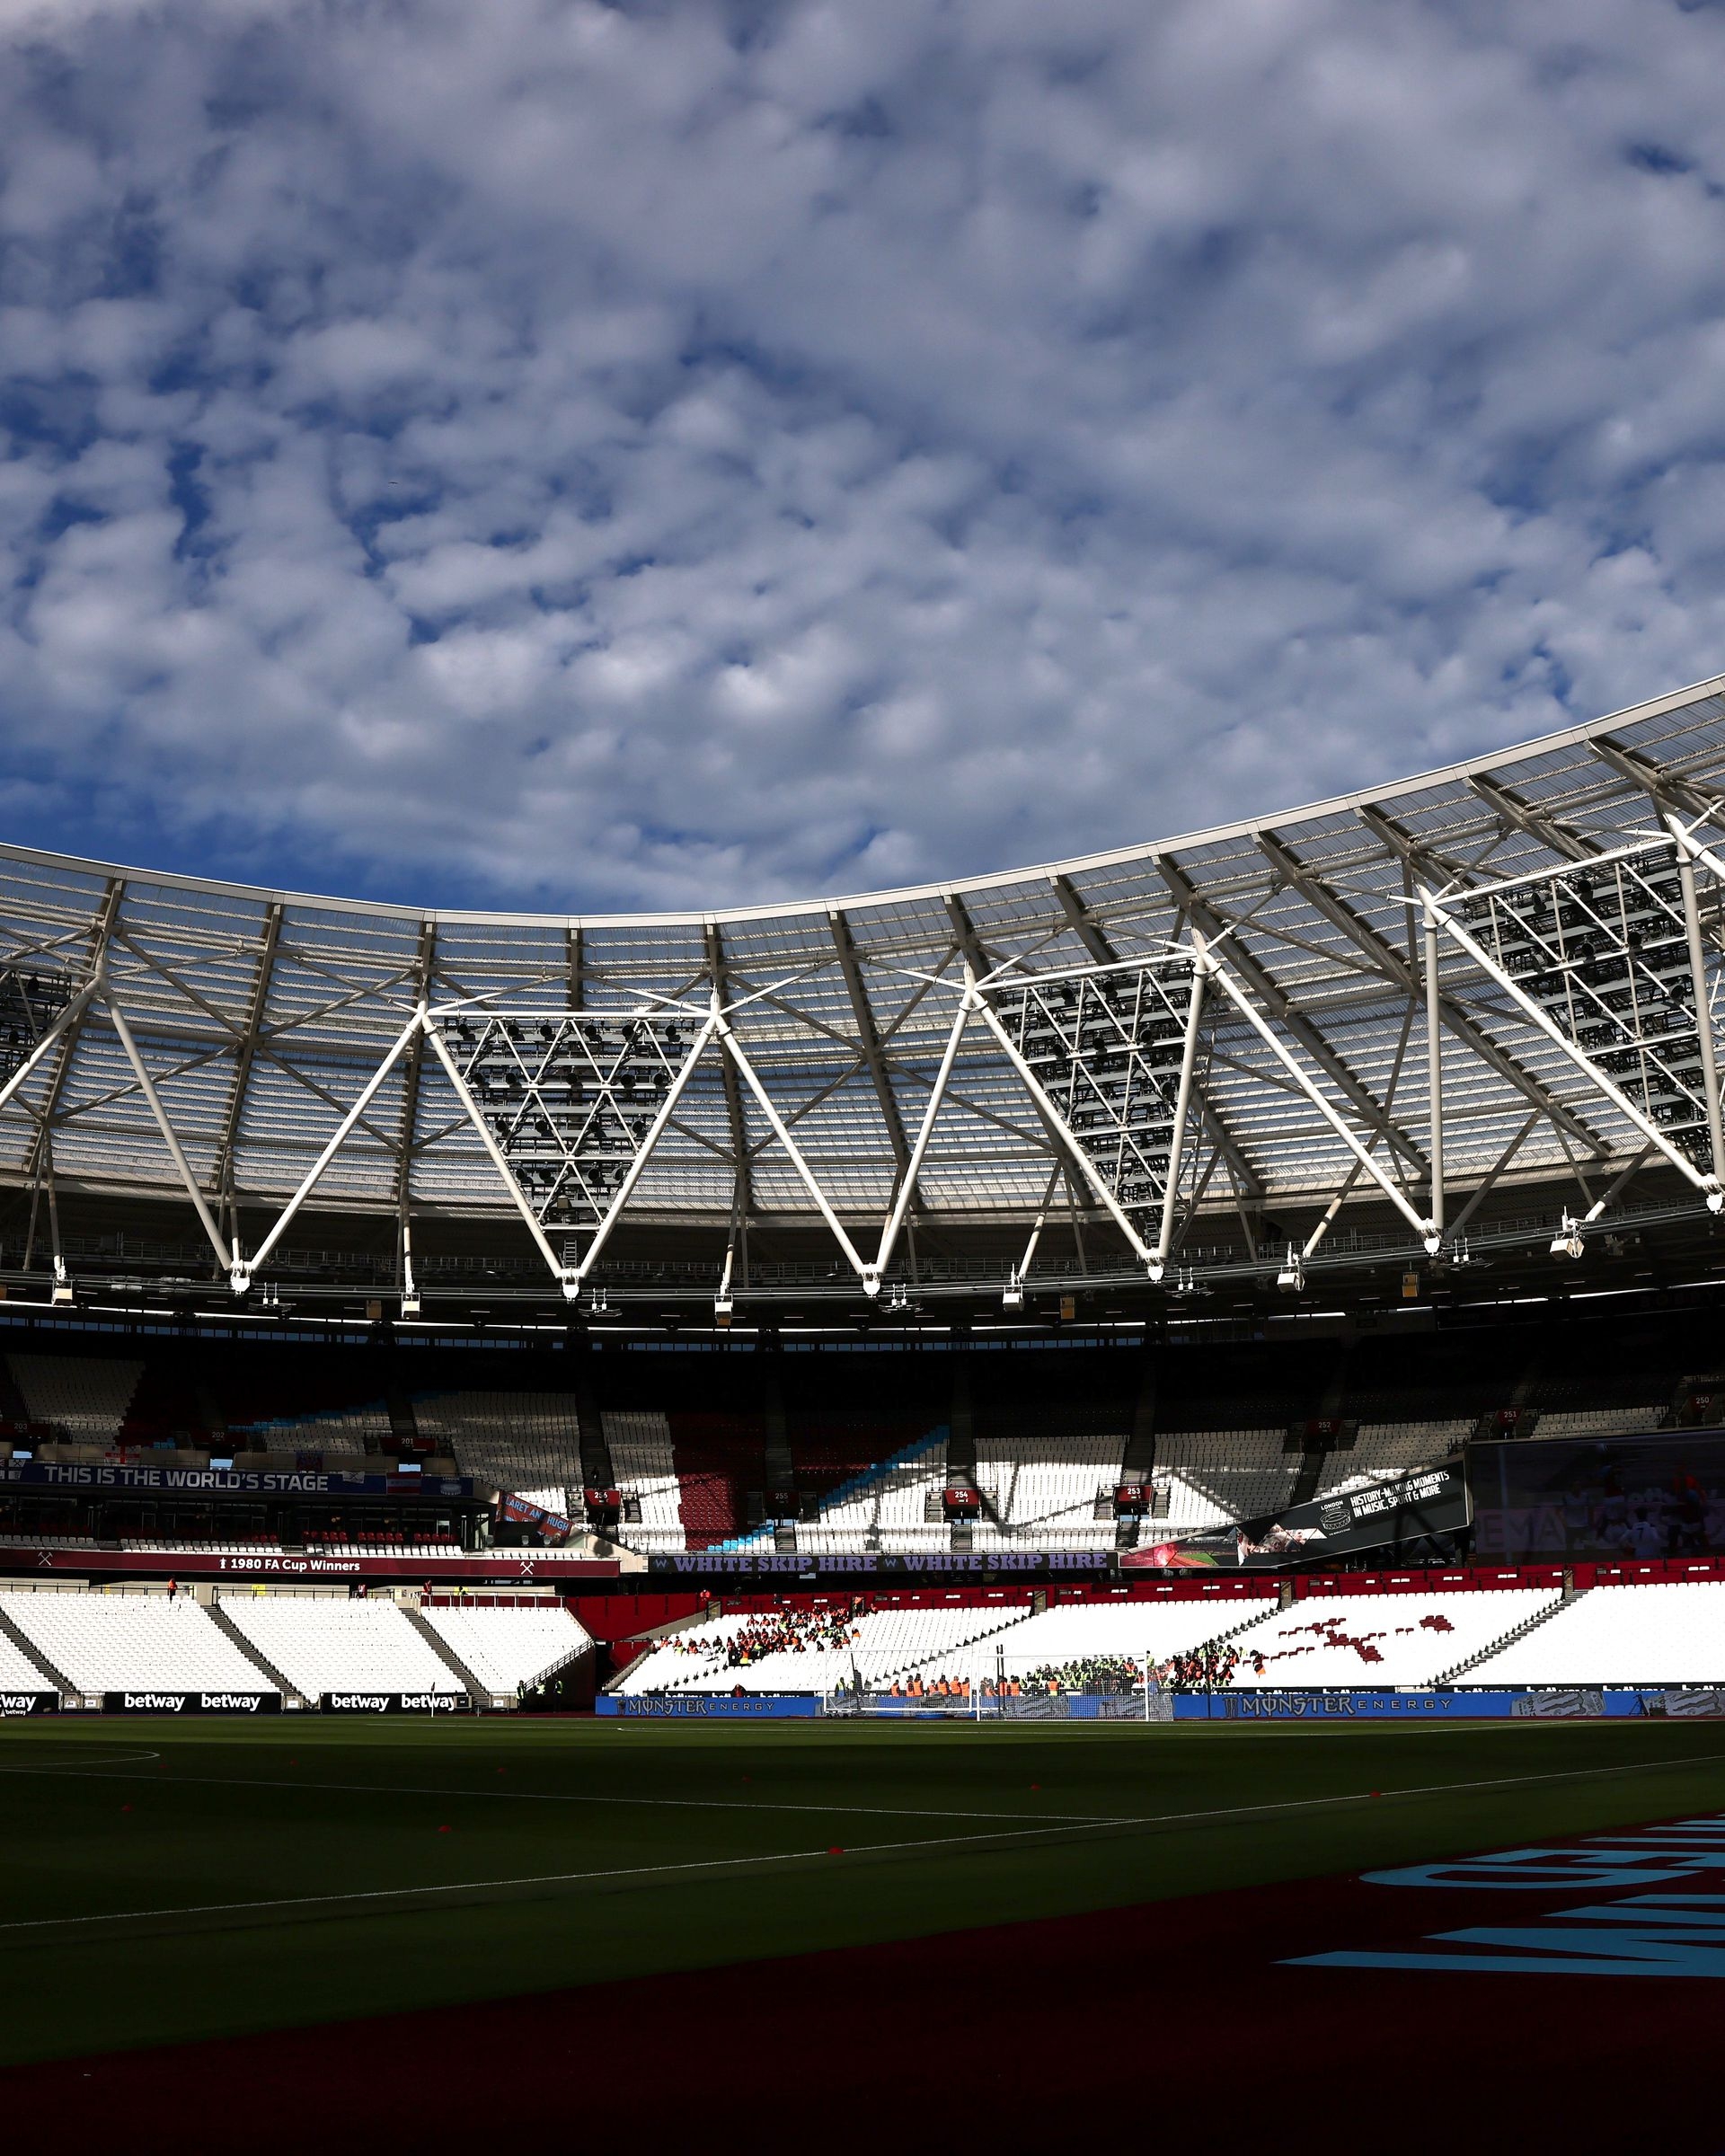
[1001,1272,1025,1312]
[1276,1244,1304,1292]
[1550,1212,1586,1261]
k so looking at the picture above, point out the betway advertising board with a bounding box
[1123,1463,1470,1571]
[102,1691,282,1713]
[320,1692,469,1713]
[0,1691,58,1715]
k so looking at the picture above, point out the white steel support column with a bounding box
[972,994,1163,1277]
[1423,905,1446,1242]
[1008,1163,1064,1296]
[1667,817,1725,1188]
[716,1005,874,1288]
[235,1010,426,1289]
[0,978,99,1119]
[1423,887,1723,1207]
[1203,954,1439,1249]
[871,999,975,1289]
[104,992,234,1276]
[1154,955,1208,1268]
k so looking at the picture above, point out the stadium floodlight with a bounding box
[1001,1273,1024,1312]
[979,950,1208,1279]
[885,1284,911,1312]
[401,1292,421,1318]
[49,1266,74,1308]
[1550,1212,1586,1260]
[1276,1243,1304,1292]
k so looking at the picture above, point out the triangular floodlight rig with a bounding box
[1424,822,1725,1235]
[424,1003,719,1299]
[975,950,1209,1283]
[867,932,1447,1298]
[420,988,881,1305]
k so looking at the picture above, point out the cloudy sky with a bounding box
[2,0,1724,914]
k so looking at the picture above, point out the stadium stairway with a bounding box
[1432,1586,1588,1684]
[401,1605,491,1707]
[207,1603,307,1707]
[0,1604,71,1701]
[600,1605,722,1693]
[881,1604,1048,1684]
[1208,1604,1282,1651]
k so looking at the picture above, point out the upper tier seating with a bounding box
[7,1355,143,1441]
[970,1433,1124,1549]
[420,1604,590,1694]
[0,1591,279,1694]
[606,1410,686,1552]
[226,1410,381,1460]
[1469,1581,1725,1685]
[412,1391,579,1493]
[1152,1429,1296,1532]
[220,1596,464,1699]
[1221,1589,1561,1688]
[1532,1405,1669,1440]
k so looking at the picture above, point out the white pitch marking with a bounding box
[0,1814,1121,1937]
[1,1747,1722,1942]
[0,1759,1111,1824]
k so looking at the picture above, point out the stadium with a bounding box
[2,679,1725,2143]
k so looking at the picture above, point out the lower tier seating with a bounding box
[1221,1589,1561,1688]
[1469,1581,1725,1685]
[419,1603,591,1694]
[219,1596,464,1700]
[0,1590,279,1694]
[616,1598,1035,1694]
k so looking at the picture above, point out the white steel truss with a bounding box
[1427,834,1725,1211]
[975,950,1207,1279]
[8,673,1725,1303]
[426,1004,717,1297]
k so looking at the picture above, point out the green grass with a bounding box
[3,1714,1724,2067]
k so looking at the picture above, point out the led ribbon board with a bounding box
[1448,840,1725,1180]
[435,1011,705,1229]
[983,955,1203,1259]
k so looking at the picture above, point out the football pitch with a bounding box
[4,1712,1725,2077]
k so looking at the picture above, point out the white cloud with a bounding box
[3,0,1725,910]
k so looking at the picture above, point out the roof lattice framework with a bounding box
[3,672,1725,1303]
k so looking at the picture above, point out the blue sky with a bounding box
[3,0,1725,913]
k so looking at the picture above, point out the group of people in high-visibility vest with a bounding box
[887,1674,1026,1698]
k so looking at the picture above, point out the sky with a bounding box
[3,0,1725,916]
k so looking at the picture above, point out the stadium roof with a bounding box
[5,670,1725,1315]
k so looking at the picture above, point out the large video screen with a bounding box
[1122,1462,1469,1571]
[1469,1429,1725,1562]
